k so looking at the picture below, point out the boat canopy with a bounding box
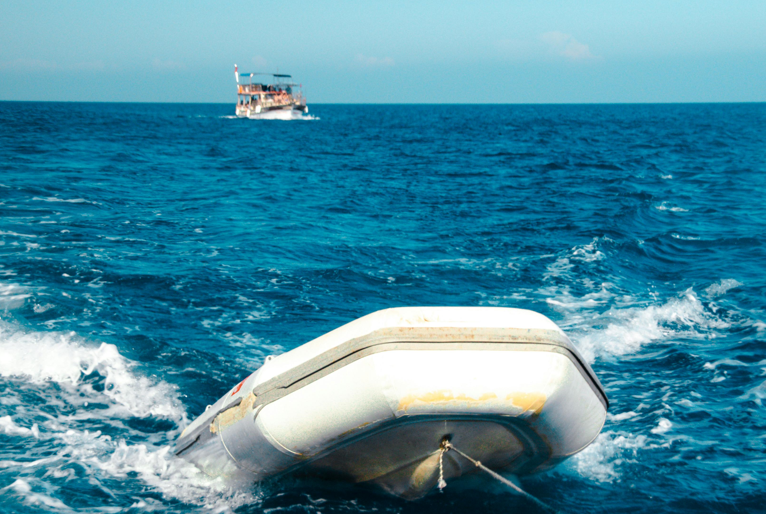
[239,73,292,78]
[235,65,300,88]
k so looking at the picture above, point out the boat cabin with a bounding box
[234,67,306,115]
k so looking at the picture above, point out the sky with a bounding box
[1,0,765,103]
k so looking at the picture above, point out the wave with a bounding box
[540,240,740,363]
[1,480,70,511]
[221,112,319,121]
[0,416,40,438]
[0,283,30,310]
[0,230,37,239]
[534,240,751,488]
[542,237,610,282]
[565,427,667,483]
[568,288,732,363]
[0,431,257,512]
[670,233,701,240]
[704,278,742,298]
[0,320,184,419]
[0,317,255,512]
[31,196,101,205]
[654,201,688,212]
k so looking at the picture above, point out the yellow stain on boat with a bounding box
[397,390,546,415]
[396,389,547,416]
[397,390,497,413]
[211,393,257,433]
[505,392,546,416]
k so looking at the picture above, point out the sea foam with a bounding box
[0,320,184,420]
[0,318,255,511]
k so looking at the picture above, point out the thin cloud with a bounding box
[72,61,106,71]
[152,58,185,71]
[0,59,110,72]
[0,59,59,71]
[355,54,395,68]
[540,32,597,61]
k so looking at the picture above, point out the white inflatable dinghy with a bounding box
[175,307,608,499]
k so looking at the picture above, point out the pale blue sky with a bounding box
[1,0,764,103]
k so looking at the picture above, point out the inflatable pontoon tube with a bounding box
[175,307,608,500]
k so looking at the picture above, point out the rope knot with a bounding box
[437,446,447,491]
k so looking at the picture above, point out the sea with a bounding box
[0,101,764,513]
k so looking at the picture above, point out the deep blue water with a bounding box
[1,101,765,513]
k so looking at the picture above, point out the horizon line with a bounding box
[1,100,765,106]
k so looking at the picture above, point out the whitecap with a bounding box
[568,288,731,363]
[567,431,652,483]
[704,278,742,298]
[0,319,256,510]
[31,196,100,205]
[1,479,71,511]
[0,230,37,238]
[0,282,30,310]
[543,237,609,281]
[607,411,638,422]
[544,285,613,312]
[95,439,257,509]
[724,468,756,484]
[0,319,185,421]
[5,427,257,511]
[223,111,318,121]
[671,233,701,240]
[650,418,673,434]
[571,239,607,262]
[542,257,574,280]
[703,358,749,370]
[654,201,688,212]
[0,416,39,438]
[739,380,766,405]
[33,303,55,313]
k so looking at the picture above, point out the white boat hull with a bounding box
[175,307,607,499]
[235,104,308,120]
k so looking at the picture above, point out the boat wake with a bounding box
[0,315,257,512]
[524,238,763,498]
[221,111,318,121]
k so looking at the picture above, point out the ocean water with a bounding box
[0,101,765,513]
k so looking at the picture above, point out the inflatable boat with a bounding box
[174,307,608,499]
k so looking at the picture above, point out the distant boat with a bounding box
[174,307,608,500]
[234,65,308,119]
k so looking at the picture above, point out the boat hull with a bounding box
[235,104,307,120]
[175,307,607,499]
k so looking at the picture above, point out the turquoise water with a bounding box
[0,102,765,513]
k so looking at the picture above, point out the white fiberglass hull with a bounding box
[235,105,308,120]
[175,307,608,500]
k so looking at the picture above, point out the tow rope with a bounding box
[438,440,562,513]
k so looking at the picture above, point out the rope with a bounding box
[437,446,447,491]
[441,441,562,514]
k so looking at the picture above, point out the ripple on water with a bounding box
[1,102,765,513]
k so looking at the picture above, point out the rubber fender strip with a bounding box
[254,341,606,411]
[251,335,608,411]
[222,396,244,412]
[177,328,608,456]
[174,434,200,456]
[173,396,245,455]
[254,327,605,401]
[254,328,560,393]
